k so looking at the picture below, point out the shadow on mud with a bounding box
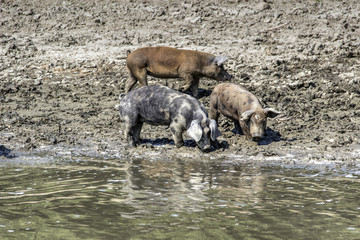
[257,128,294,146]
[183,88,212,99]
[139,137,175,147]
[231,127,294,146]
[0,145,15,158]
[197,88,212,99]
[138,138,228,152]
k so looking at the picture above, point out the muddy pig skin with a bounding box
[209,83,280,141]
[124,46,232,98]
[117,85,220,151]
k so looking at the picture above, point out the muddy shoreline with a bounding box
[1,0,360,164]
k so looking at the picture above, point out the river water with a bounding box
[0,151,359,240]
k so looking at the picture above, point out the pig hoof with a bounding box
[200,146,211,153]
[245,136,252,141]
[127,141,137,148]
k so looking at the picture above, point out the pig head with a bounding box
[117,85,220,151]
[125,46,232,98]
[209,83,280,141]
[239,107,280,141]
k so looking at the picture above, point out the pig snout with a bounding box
[219,71,232,81]
[249,125,265,142]
[252,134,263,142]
[250,127,265,141]
[195,136,211,152]
[225,72,233,81]
[200,143,211,152]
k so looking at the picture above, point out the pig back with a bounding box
[128,47,215,77]
[213,83,261,120]
[121,85,201,126]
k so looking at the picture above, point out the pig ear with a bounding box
[187,120,203,142]
[214,56,229,66]
[240,109,255,122]
[209,119,221,141]
[264,108,280,118]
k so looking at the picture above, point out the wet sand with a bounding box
[1,0,360,164]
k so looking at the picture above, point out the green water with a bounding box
[0,155,359,239]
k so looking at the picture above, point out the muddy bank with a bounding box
[1,0,360,163]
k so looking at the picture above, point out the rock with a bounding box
[256,2,271,11]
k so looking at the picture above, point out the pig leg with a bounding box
[189,77,200,98]
[124,122,136,147]
[123,113,140,147]
[170,124,184,148]
[209,97,219,123]
[125,68,147,93]
[209,109,220,125]
[239,120,252,139]
[124,70,137,93]
[233,121,242,134]
[132,122,143,144]
[179,74,197,97]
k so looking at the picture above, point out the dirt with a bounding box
[1,0,360,164]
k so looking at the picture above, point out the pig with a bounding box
[116,85,220,151]
[209,83,280,141]
[124,46,232,98]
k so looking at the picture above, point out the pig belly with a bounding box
[140,117,171,126]
[138,107,172,126]
[146,65,180,78]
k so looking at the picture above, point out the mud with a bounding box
[1,0,360,164]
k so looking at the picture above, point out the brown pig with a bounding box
[209,83,280,141]
[124,46,232,98]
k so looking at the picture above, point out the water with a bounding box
[0,153,359,240]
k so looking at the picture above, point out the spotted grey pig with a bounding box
[116,85,220,151]
[209,83,280,141]
[125,46,232,98]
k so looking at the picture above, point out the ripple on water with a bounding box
[0,153,359,239]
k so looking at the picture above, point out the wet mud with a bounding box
[1,0,360,164]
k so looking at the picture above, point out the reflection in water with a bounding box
[0,155,359,239]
